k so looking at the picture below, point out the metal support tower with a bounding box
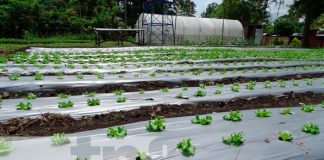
[142,0,176,45]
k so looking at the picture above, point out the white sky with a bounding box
[193,0,294,21]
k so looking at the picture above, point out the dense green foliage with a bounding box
[302,123,320,135]
[146,117,165,132]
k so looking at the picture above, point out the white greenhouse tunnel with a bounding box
[137,13,244,45]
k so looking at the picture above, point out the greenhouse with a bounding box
[137,13,244,45]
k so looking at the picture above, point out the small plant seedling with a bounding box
[182,86,188,91]
[264,81,272,89]
[223,132,245,146]
[305,79,313,86]
[160,87,169,92]
[58,100,74,108]
[176,93,186,99]
[194,90,206,97]
[58,93,70,99]
[280,108,293,115]
[321,101,324,108]
[26,92,37,100]
[302,123,320,135]
[34,73,44,80]
[139,89,145,94]
[198,83,206,89]
[16,102,32,110]
[278,130,293,141]
[107,126,127,138]
[136,152,149,160]
[255,109,272,117]
[76,73,84,79]
[95,73,104,79]
[87,98,100,106]
[9,73,20,81]
[177,138,195,157]
[223,111,242,122]
[216,83,224,87]
[278,80,286,88]
[231,85,240,92]
[113,89,124,96]
[146,117,165,132]
[245,81,256,90]
[0,140,12,154]
[215,90,222,94]
[51,133,70,146]
[116,97,126,103]
[301,104,315,112]
[191,115,213,125]
[84,91,96,97]
[292,80,299,86]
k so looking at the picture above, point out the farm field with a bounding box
[0,47,324,160]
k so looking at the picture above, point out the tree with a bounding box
[201,2,219,18]
[292,0,324,47]
[274,15,296,36]
[175,0,196,16]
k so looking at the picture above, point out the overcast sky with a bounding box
[193,0,294,21]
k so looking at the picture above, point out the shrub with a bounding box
[58,100,74,108]
[223,132,245,146]
[302,123,320,135]
[255,109,272,117]
[278,130,293,141]
[177,138,195,157]
[0,140,12,154]
[223,111,242,122]
[51,133,70,146]
[16,102,32,110]
[146,117,165,132]
[290,37,301,47]
[107,126,127,138]
[87,98,100,106]
[191,115,213,125]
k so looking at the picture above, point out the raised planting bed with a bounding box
[0,107,323,160]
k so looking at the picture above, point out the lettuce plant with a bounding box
[182,86,188,91]
[160,88,169,92]
[215,90,222,94]
[139,89,145,94]
[292,80,299,86]
[76,73,83,79]
[301,104,315,112]
[58,93,70,99]
[278,130,293,141]
[146,117,165,132]
[0,140,12,154]
[26,92,37,100]
[177,138,195,157]
[302,123,320,135]
[116,97,126,103]
[113,89,124,95]
[191,115,212,125]
[34,73,44,80]
[9,73,20,81]
[84,92,96,97]
[255,109,272,117]
[58,100,74,108]
[223,111,242,121]
[321,101,324,108]
[198,83,206,89]
[223,132,245,146]
[278,80,286,88]
[95,73,104,79]
[107,126,127,138]
[264,81,272,89]
[280,108,293,115]
[51,133,70,146]
[137,152,148,160]
[194,90,206,97]
[16,102,32,110]
[87,98,100,106]
[231,85,240,92]
[245,81,256,90]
